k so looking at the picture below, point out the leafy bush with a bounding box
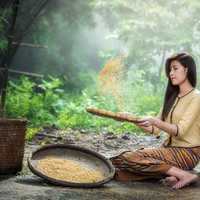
[5,76,63,126]
[5,74,163,139]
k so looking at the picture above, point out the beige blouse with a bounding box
[153,89,200,147]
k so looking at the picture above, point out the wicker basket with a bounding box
[0,118,27,174]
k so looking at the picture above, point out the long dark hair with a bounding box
[161,52,197,120]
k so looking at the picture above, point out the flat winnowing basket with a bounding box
[0,118,27,174]
[28,144,115,188]
[86,107,140,123]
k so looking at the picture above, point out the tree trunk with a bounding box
[0,0,50,117]
[0,0,20,117]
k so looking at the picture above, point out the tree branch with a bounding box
[0,67,44,78]
[12,41,48,49]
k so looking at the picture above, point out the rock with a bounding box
[80,129,87,134]
[106,135,118,140]
[121,134,130,140]
[63,138,75,144]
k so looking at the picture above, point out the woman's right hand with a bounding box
[135,122,153,133]
[134,117,156,133]
[117,112,152,132]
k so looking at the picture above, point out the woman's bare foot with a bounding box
[172,173,199,189]
[162,176,178,187]
[166,166,199,189]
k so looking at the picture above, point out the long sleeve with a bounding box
[162,89,200,147]
[176,96,200,137]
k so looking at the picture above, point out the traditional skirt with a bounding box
[110,146,200,181]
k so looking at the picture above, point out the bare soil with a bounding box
[1,126,200,200]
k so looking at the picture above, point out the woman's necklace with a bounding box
[178,88,194,98]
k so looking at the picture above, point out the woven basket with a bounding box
[0,118,27,174]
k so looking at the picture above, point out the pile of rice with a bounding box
[37,156,105,183]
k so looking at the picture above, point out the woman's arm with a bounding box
[140,95,200,137]
[136,118,177,136]
[117,112,177,136]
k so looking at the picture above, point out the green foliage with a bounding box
[5,75,163,139]
[14,0,200,94]
[0,39,7,52]
[5,76,64,126]
[26,127,42,141]
[5,0,200,139]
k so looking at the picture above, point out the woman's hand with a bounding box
[117,113,161,134]
[134,117,161,133]
[136,117,160,127]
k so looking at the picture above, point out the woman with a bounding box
[111,52,200,189]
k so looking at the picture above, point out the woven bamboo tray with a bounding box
[28,144,115,188]
[0,118,27,174]
[86,107,140,123]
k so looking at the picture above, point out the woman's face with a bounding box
[169,60,188,86]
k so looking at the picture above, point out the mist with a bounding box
[9,0,200,93]
[2,0,200,132]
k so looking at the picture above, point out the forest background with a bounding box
[1,0,200,140]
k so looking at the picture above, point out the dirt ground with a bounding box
[1,127,200,200]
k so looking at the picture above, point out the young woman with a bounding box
[111,52,200,189]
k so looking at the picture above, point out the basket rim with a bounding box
[28,144,115,188]
[0,118,27,123]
